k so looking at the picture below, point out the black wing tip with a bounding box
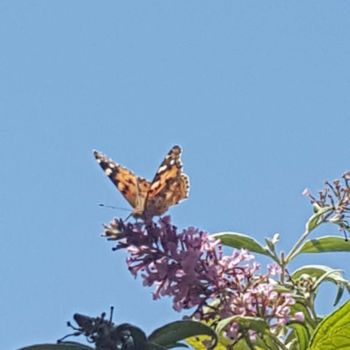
[171,145,182,152]
[93,150,110,162]
[93,149,101,157]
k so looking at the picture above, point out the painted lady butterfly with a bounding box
[94,145,189,220]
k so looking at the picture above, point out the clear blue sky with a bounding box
[1,1,350,349]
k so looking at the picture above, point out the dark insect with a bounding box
[58,307,149,350]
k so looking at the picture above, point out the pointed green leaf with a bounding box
[333,285,345,307]
[292,265,343,280]
[288,322,310,350]
[216,316,268,335]
[308,300,350,349]
[212,232,268,256]
[298,236,350,255]
[148,342,170,350]
[18,344,93,350]
[305,207,332,232]
[165,342,188,349]
[313,269,344,290]
[259,334,281,350]
[148,321,217,349]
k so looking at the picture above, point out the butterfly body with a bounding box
[94,145,189,220]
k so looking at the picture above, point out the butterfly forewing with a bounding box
[93,150,151,214]
[147,145,183,198]
[144,146,189,217]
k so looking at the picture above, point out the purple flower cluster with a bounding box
[303,171,350,236]
[103,217,296,339]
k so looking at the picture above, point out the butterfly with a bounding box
[94,145,189,220]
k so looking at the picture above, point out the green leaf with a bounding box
[292,265,343,280]
[18,344,93,350]
[212,232,268,256]
[288,322,310,350]
[308,300,350,349]
[298,236,350,255]
[186,336,255,350]
[305,207,332,232]
[258,334,280,350]
[333,285,345,307]
[185,336,226,350]
[165,342,188,349]
[216,316,268,336]
[148,320,217,349]
[313,269,344,291]
[148,342,170,350]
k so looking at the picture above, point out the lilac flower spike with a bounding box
[103,216,296,341]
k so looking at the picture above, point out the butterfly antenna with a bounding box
[98,203,131,212]
[124,213,133,221]
[109,306,114,323]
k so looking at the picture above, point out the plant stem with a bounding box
[284,228,310,263]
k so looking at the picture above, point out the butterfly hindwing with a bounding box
[145,173,190,217]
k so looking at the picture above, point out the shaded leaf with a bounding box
[149,321,217,349]
[216,316,268,336]
[18,344,93,350]
[258,335,280,350]
[148,342,169,350]
[212,232,268,256]
[165,342,188,349]
[185,335,226,350]
[333,285,345,307]
[186,336,263,350]
[288,322,310,350]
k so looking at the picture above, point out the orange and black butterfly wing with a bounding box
[146,174,190,217]
[94,150,151,215]
[144,145,190,217]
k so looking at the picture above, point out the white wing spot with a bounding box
[158,165,168,173]
[105,168,113,176]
